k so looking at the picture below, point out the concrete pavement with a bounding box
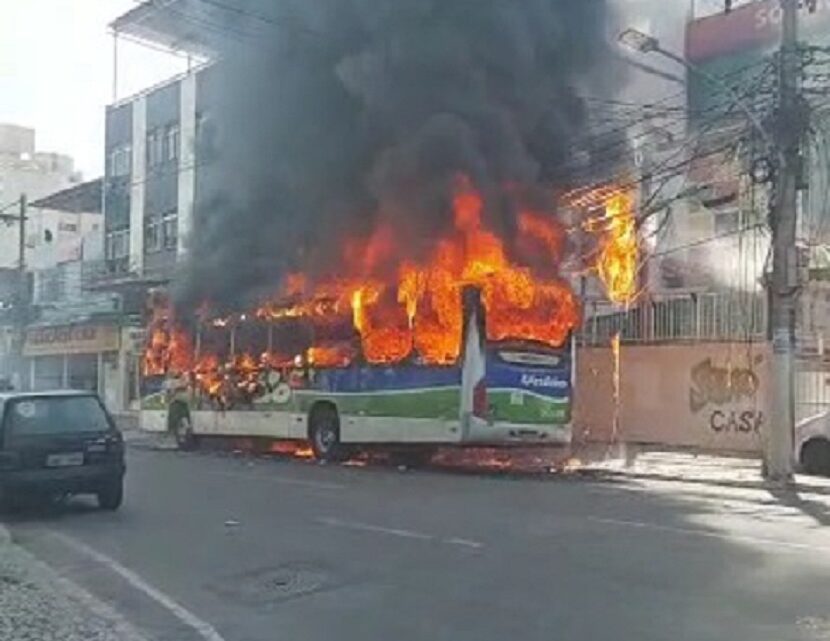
[2,446,830,641]
[0,522,146,641]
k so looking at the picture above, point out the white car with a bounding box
[796,412,830,476]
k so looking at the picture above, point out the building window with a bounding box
[105,229,129,261]
[108,144,132,177]
[165,123,180,162]
[162,210,178,251]
[147,129,164,168]
[714,209,741,235]
[145,217,163,254]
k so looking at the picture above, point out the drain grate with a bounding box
[209,563,331,605]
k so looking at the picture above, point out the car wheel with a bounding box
[801,439,830,476]
[97,478,124,511]
[173,413,196,451]
[309,405,345,462]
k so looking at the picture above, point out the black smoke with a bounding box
[175,0,625,313]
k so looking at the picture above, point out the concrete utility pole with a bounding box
[766,0,802,483]
[15,194,27,389]
[0,194,28,389]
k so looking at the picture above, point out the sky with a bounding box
[0,0,189,178]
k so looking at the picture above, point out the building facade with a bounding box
[0,124,81,269]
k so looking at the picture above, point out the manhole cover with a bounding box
[209,563,331,605]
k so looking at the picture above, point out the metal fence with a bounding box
[795,364,830,424]
[579,292,767,345]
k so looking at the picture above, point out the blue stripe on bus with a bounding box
[486,362,572,400]
[486,348,572,400]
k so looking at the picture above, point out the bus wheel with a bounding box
[172,412,196,451]
[309,405,345,462]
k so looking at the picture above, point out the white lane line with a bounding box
[317,516,485,549]
[53,533,227,641]
[317,517,432,540]
[204,469,346,491]
[589,516,830,554]
[444,537,486,550]
[17,542,148,641]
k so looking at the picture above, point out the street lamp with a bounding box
[617,27,778,159]
[618,28,659,54]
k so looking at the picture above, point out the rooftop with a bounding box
[30,179,103,214]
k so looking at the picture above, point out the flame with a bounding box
[144,174,602,395]
[255,174,580,367]
[589,192,638,305]
[142,301,192,378]
[307,343,356,368]
[269,440,315,459]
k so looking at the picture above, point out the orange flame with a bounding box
[597,193,638,305]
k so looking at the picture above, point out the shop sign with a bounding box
[23,325,120,357]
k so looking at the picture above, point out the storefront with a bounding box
[22,323,122,403]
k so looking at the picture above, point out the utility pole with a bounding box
[0,195,28,389]
[15,194,27,390]
[766,0,802,483]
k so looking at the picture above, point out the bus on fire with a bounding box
[136,177,608,461]
[139,287,575,461]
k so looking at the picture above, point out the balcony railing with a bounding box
[81,256,174,290]
[579,292,768,346]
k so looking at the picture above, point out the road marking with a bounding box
[444,537,486,549]
[317,516,485,549]
[205,469,346,491]
[589,516,830,554]
[53,533,227,641]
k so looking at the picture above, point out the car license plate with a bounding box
[46,452,84,467]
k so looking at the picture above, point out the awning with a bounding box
[110,0,272,58]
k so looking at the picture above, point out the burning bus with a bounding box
[136,177,634,461]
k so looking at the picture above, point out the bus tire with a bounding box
[169,403,196,451]
[309,404,346,463]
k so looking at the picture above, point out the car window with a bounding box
[5,396,112,436]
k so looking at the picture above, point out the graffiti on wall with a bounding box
[689,356,764,435]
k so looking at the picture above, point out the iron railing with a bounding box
[579,292,767,345]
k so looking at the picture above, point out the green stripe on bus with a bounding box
[488,391,570,424]
[294,387,461,420]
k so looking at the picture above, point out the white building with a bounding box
[0,124,82,269]
[26,179,104,273]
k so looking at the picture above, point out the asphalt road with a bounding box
[4,446,830,641]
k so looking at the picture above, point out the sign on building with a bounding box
[23,324,120,357]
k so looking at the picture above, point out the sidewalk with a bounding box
[0,525,146,641]
[579,446,830,494]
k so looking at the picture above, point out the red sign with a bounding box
[687,0,830,63]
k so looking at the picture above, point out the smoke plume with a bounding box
[175,0,625,312]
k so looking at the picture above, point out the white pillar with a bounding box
[29,358,35,391]
[130,95,147,274]
[177,71,197,258]
[61,354,69,388]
